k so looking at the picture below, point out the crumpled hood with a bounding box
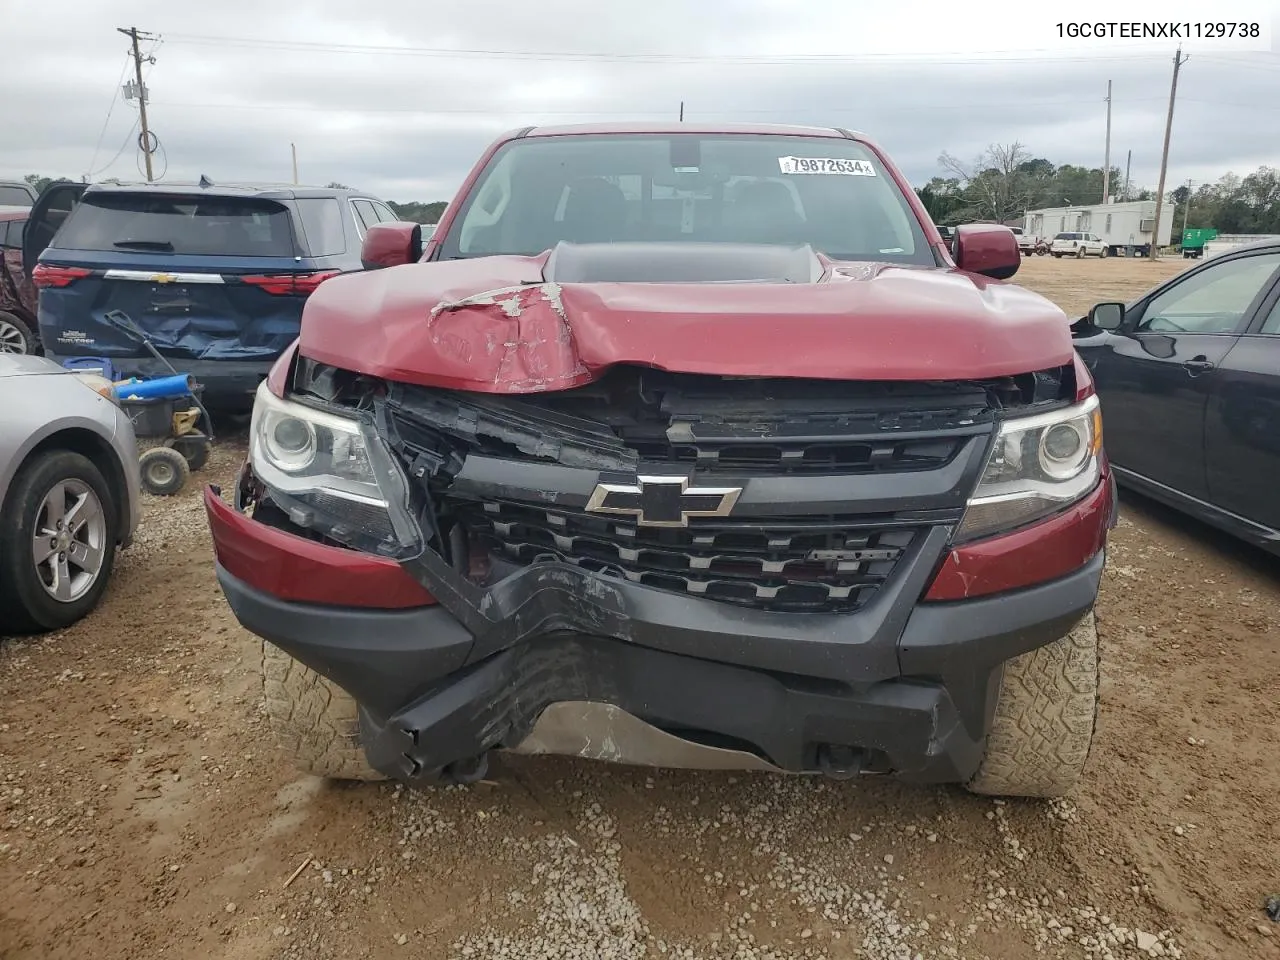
[297,249,1073,393]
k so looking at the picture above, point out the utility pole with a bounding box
[117,26,157,182]
[1180,178,1194,237]
[1123,150,1132,201]
[1102,80,1112,205]
[1149,47,1189,260]
[291,143,299,185]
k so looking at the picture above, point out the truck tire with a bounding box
[966,611,1099,798]
[261,640,385,781]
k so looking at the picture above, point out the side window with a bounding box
[294,198,346,257]
[1138,253,1280,335]
[347,200,365,238]
[352,200,380,231]
[371,201,397,223]
[1260,295,1280,335]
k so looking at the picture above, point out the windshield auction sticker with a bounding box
[777,157,877,176]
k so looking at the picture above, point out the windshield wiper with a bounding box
[113,239,175,251]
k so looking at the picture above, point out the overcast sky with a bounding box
[3,0,1278,203]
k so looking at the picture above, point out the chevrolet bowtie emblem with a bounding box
[584,476,743,528]
[151,273,177,284]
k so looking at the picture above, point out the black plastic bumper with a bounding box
[216,547,1105,784]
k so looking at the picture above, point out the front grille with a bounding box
[378,366,1049,614]
[455,498,917,613]
[627,432,962,475]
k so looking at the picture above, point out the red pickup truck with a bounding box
[206,123,1115,798]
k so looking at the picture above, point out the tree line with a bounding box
[916,143,1280,236]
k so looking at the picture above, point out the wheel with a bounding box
[261,641,384,781]
[0,451,119,634]
[170,435,210,472]
[0,312,36,355]
[138,446,190,496]
[967,611,1099,798]
[1076,246,1086,259]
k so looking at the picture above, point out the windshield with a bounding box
[438,134,932,265]
[54,193,298,257]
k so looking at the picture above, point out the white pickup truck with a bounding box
[1011,227,1044,255]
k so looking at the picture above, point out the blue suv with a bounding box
[23,180,399,409]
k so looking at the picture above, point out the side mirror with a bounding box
[952,223,1020,280]
[1088,302,1125,331]
[361,221,423,270]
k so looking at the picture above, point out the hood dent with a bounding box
[427,281,588,392]
[298,253,1073,393]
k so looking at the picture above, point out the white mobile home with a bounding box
[1023,200,1173,256]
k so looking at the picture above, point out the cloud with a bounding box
[4,0,1278,201]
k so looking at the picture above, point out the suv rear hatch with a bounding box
[25,186,335,364]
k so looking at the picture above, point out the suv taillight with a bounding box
[240,271,341,296]
[32,264,92,288]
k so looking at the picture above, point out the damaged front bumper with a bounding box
[206,476,1110,784]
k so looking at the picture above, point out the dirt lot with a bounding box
[3,255,1279,960]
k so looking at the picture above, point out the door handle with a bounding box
[1183,358,1215,374]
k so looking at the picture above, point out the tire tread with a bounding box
[260,641,383,781]
[967,611,1100,798]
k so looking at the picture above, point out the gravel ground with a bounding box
[2,256,1279,960]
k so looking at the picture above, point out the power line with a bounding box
[86,53,134,180]
[148,95,1180,117]
[1196,55,1280,73]
[87,116,141,179]
[161,33,1174,66]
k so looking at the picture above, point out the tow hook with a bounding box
[817,744,868,780]
[443,751,490,784]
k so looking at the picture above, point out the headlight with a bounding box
[954,395,1103,542]
[71,372,120,405]
[248,382,422,558]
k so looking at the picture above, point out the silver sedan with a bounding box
[0,355,141,634]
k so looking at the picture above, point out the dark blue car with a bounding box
[22,180,400,409]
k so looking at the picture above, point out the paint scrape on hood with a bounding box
[428,281,586,392]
